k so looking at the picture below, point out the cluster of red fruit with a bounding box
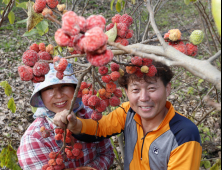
[40,126,84,170]
[53,56,68,80]
[164,29,198,57]
[18,43,54,82]
[126,57,157,77]
[106,14,134,46]
[54,11,114,67]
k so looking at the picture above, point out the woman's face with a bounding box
[41,84,75,113]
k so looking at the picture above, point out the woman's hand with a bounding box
[53,109,82,134]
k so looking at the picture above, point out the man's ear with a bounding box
[166,83,171,97]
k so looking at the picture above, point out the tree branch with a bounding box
[208,50,221,63]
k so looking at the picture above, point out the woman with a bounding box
[17,63,114,170]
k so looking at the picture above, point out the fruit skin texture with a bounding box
[62,11,80,36]
[111,63,120,72]
[91,111,103,121]
[113,88,122,98]
[42,7,53,16]
[112,14,121,24]
[96,100,107,112]
[18,65,34,81]
[131,56,142,66]
[86,15,106,31]
[22,50,39,67]
[39,43,46,51]
[78,16,86,32]
[30,43,39,53]
[56,71,64,80]
[171,42,187,54]
[110,71,120,81]
[106,82,117,93]
[82,94,91,106]
[86,49,114,67]
[115,37,129,46]
[109,96,120,107]
[88,95,101,107]
[99,66,109,75]
[186,43,198,57]
[142,58,153,66]
[116,23,128,38]
[82,27,108,53]
[119,14,133,28]
[146,65,157,77]
[169,29,181,41]
[102,75,111,83]
[53,56,68,72]
[32,75,45,83]
[34,0,46,13]
[141,66,149,73]
[54,28,70,47]
[33,61,50,76]
[126,65,137,74]
[39,51,52,60]
[189,30,205,45]
[46,0,59,8]
[135,67,144,78]
[126,29,134,39]
[106,23,114,31]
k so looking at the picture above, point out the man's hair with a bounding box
[118,61,174,89]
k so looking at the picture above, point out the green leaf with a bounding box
[0,144,21,169]
[4,83,12,96]
[8,11,15,24]
[36,20,49,36]
[2,0,10,5]
[212,0,221,36]
[202,160,211,168]
[131,0,136,4]
[1,10,4,15]
[187,87,194,95]
[110,0,115,11]
[8,98,16,113]
[16,18,28,24]
[105,23,117,42]
[116,1,121,12]
[74,57,78,62]
[184,0,190,5]
[58,46,63,53]
[198,79,204,86]
[31,106,37,113]
[16,1,27,9]
[0,81,8,88]
[23,29,38,36]
[122,0,125,9]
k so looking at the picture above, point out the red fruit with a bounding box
[86,49,114,67]
[115,37,129,46]
[99,89,106,96]
[32,75,45,83]
[99,66,109,75]
[119,14,133,28]
[88,95,101,107]
[102,75,111,83]
[40,126,45,132]
[72,148,80,156]
[42,7,53,17]
[42,130,50,138]
[39,43,46,51]
[62,11,80,36]
[106,23,114,31]
[30,43,39,53]
[116,23,128,38]
[82,27,108,53]
[80,82,88,90]
[94,44,107,54]
[54,164,65,170]
[66,129,72,136]
[89,89,97,95]
[55,29,70,47]
[91,111,103,121]
[109,96,121,107]
[76,150,84,159]
[56,158,63,165]
[42,164,50,170]
[126,29,133,39]
[106,82,117,93]
[82,94,91,106]
[111,63,120,72]
[46,0,58,8]
[96,100,107,112]
[53,56,68,72]
[18,65,34,81]
[34,0,46,13]
[49,152,57,159]
[142,58,153,66]
[110,71,120,81]
[186,43,198,57]
[86,15,106,31]
[146,65,157,77]
[102,99,110,107]
[171,42,187,54]
[33,61,50,76]
[65,136,71,143]
[46,166,54,170]
[48,159,56,166]
[126,65,137,74]
[135,67,143,78]
[22,50,39,67]
[105,91,112,98]
[56,71,64,80]
[82,88,89,95]
[112,14,121,24]
[73,143,83,150]
[78,16,86,32]
[55,134,63,140]
[39,51,52,60]
[131,56,142,66]
[164,32,170,42]
[66,150,73,157]
[113,88,122,98]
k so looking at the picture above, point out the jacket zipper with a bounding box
[141,131,152,160]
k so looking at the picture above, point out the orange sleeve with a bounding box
[79,102,131,137]
[167,141,202,170]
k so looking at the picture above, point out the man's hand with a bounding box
[53,109,82,134]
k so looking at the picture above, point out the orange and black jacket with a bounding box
[78,101,202,170]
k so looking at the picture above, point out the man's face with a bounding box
[41,84,75,113]
[125,78,171,122]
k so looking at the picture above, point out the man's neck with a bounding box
[141,107,169,134]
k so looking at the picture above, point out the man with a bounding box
[54,61,202,170]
